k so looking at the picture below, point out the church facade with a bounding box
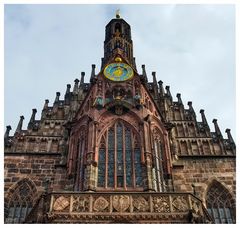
[4,12,236,224]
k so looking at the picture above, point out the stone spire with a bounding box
[28,109,37,129]
[176,93,183,105]
[4,125,12,139]
[225,129,235,145]
[152,72,158,98]
[90,64,96,83]
[165,86,172,100]
[73,79,79,95]
[64,84,71,104]
[80,72,85,87]
[16,115,24,133]
[43,99,49,110]
[141,65,148,83]
[187,101,196,118]
[54,92,60,104]
[200,109,209,128]
[158,80,165,97]
[212,119,223,138]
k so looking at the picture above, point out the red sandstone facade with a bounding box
[4,13,236,224]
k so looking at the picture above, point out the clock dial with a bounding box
[104,63,134,82]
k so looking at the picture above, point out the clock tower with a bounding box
[67,12,173,193]
[4,11,235,224]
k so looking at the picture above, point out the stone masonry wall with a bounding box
[172,157,236,205]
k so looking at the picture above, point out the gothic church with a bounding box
[4,12,236,224]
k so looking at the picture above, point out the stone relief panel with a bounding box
[93,196,110,212]
[152,196,170,213]
[112,195,130,213]
[72,196,89,213]
[172,196,188,212]
[53,196,70,212]
[132,196,150,212]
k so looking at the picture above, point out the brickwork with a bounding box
[172,157,236,204]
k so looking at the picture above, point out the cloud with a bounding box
[4,4,235,140]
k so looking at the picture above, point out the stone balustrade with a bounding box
[47,192,212,223]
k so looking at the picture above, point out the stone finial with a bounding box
[212,119,223,138]
[225,129,235,144]
[43,99,49,110]
[4,125,12,139]
[73,79,79,94]
[16,115,24,133]
[80,72,85,86]
[176,93,183,105]
[158,80,165,97]
[66,84,71,94]
[152,72,157,83]
[141,65,148,82]
[200,109,209,127]
[64,84,71,104]
[90,64,96,83]
[188,101,196,118]
[30,109,37,122]
[152,72,158,98]
[165,86,172,100]
[54,92,61,103]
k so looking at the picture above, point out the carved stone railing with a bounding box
[47,192,213,223]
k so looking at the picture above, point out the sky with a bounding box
[4,4,236,140]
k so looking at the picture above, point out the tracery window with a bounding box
[5,179,36,223]
[97,121,143,189]
[206,180,235,224]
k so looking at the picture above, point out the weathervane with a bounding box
[116,9,120,19]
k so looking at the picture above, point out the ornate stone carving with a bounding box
[172,196,188,212]
[53,196,70,211]
[112,195,130,212]
[191,199,201,215]
[93,196,109,212]
[152,196,170,213]
[72,196,89,212]
[133,196,149,212]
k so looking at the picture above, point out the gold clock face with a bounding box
[104,63,134,82]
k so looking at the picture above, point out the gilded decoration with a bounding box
[93,196,109,212]
[112,195,130,212]
[72,196,89,212]
[152,196,170,213]
[133,196,150,212]
[172,196,188,212]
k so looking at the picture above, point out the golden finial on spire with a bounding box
[116,9,120,19]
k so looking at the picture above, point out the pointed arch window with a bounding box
[206,181,235,224]
[5,179,36,223]
[97,121,143,190]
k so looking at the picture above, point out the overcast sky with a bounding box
[4,4,235,140]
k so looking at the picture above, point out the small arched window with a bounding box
[5,179,36,223]
[97,121,143,190]
[206,180,235,224]
[115,23,122,34]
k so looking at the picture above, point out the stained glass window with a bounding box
[206,180,235,224]
[134,148,142,187]
[98,148,105,187]
[108,128,115,187]
[125,129,132,187]
[97,121,143,189]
